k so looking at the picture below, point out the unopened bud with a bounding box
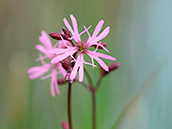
[61,62,70,71]
[93,42,107,49]
[57,78,67,84]
[62,34,71,40]
[62,27,71,37]
[49,32,61,40]
[61,58,72,71]
[101,62,121,76]
[61,121,69,129]
[109,62,121,71]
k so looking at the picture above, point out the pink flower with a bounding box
[49,14,116,82]
[28,31,67,96]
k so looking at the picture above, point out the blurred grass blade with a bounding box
[111,60,166,129]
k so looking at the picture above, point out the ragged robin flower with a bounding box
[49,14,116,82]
[28,31,67,96]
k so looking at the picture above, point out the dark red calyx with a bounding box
[49,32,61,40]
[100,62,121,76]
[62,27,71,37]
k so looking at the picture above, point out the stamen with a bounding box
[78,45,85,52]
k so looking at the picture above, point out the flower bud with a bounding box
[61,61,71,71]
[62,27,71,37]
[61,121,69,129]
[49,32,61,40]
[101,62,121,76]
[57,78,67,84]
[61,58,72,72]
[62,34,71,40]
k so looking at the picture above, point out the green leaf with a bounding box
[111,60,166,129]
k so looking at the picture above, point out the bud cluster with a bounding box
[49,27,72,41]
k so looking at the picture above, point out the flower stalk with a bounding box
[91,89,96,129]
[68,83,73,129]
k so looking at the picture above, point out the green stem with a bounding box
[75,79,90,92]
[95,76,102,91]
[84,67,93,87]
[92,92,96,129]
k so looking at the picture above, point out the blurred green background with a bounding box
[1,0,172,129]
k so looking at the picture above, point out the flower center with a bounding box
[78,45,86,52]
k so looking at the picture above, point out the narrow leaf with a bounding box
[111,59,166,129]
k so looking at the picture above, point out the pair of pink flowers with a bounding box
[28,14,116,96]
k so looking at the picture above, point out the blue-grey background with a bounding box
[1,0,172,129]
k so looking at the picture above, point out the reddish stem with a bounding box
[68,83,73,129]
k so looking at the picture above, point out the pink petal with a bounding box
[51,49,77,64]
[35,45,47,54]
[49,47,76,54]
[63,18,74,34]
[54,78,60,94]
[29,72,44,79]
[94,52,116,61]
[97,43,109,53]
[28,66,42,74]
[70,14,81,42]
[39,31,52,49]
[70,55,80,81]
[63,18,78,42]
[94,56,109,71]
[93,26,110,43]
[78,53,84,82]
[84,60,97,68]
[83,25,91,38]
[86,51,109,71]
[29,68,49,79]
[58,40,69,48]
[51,68,60,95]
[49,48,69,54]
[92,20,104,39]
[36,45,53,58]
[80,25,92,36]
[36,54,47,65]
[70,53,84,82]
[89,26,110,46]
[51,78,55,97]
[28,64,51,79]
[94,57,109,71]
